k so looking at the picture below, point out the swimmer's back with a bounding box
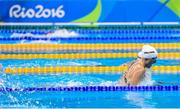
[123,59,146,85]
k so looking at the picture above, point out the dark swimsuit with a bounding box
[124,75,130,86]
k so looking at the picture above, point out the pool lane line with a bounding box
[1,22,179,26]
[0,30,179,35]
[0,43,180,52]
[0,53,180,59]
[1,49,180,54]
[0,36,180,41]
[0,86,179,92]
[4,66,180,74]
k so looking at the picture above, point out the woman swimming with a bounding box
[118,45,158,86]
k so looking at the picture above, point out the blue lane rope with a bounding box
[0,30,179,34]
[0,86,179,92]
[0,36,179,41]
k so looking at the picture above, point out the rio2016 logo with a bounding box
[9,4,65,18]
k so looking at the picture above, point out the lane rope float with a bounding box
[0,43,180,52]
[4,66,180,74]
[0,53,180,59]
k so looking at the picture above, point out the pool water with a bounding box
[0,89,180,108]
[0,25,180,108]
[0,73,179,108]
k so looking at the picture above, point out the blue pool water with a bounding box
[0,73,180,108]
[0,26,180,108]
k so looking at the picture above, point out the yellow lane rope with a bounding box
[4,66,180,74]
[0,53,180,59]
[0,43,180,52]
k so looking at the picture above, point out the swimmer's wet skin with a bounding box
[119,45,158,86]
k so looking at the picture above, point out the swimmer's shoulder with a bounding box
[130,60,143,68]
[131,62,146,74]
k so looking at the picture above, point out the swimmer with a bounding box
[118,45,158,86]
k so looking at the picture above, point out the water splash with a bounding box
[10,29,78,39]
[47,29,78,37]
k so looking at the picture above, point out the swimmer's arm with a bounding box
[130,66,145,86]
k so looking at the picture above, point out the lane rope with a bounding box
[4,66,180,74]
[0,43,180,52]
[0,86,179,92]
[0,53,180,59]
[0,36,180,41]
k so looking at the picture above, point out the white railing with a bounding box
[0,22,179,26]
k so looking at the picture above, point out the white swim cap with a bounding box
[138,45,158,59]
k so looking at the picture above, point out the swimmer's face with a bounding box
[145,57,157,68]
